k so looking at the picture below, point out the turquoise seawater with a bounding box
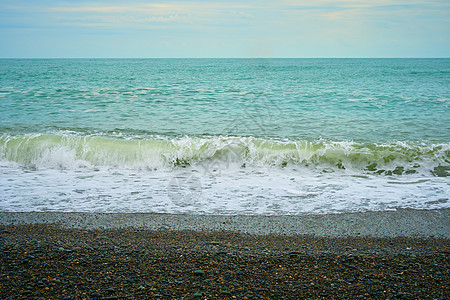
[0,59,449,214]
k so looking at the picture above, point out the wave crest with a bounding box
[0,133,448,176]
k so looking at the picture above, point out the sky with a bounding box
[0,0,449,58]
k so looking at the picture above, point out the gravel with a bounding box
[0,224,449,299]
[1,208,449,238]
[1,209,448,298]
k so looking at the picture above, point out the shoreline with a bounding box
[1,209,449,298]
[1,208,449,238]
[1,223,449,299]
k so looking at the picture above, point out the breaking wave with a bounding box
[0,133,449,176]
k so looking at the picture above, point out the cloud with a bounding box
[281,0,449,19]
[49,4,182,14]
[44,2,255,29]
[48,2,250,16]
[0,0,448,57]
[280,0,449,24]
[282,0,448,8]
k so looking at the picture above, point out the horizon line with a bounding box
[1,57,449,59]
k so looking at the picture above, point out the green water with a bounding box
[1,58,449,141]
[0,59,449,214]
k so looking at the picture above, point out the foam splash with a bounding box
[0,133,449,176]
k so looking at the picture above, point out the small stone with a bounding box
[193,270,204,276]
[90,292,102,298]
[152,294,162,298]
[193,293,202,298]
[126,278,134,283]
[1,230,10,234]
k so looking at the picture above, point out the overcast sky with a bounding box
[0,0,449,58]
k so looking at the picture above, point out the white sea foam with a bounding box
[0,160,448,214]
[1,133,448,214]
[1,58,449,214]
[1,133,448,175]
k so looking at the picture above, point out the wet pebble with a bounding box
[193,270,204,276]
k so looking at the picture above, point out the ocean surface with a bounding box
[0,58,449,214]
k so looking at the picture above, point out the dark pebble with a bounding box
[90,292,102,298]
[1,224,449,300]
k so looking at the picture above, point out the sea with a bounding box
[0,58,449,214]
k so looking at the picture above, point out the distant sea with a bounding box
[0,58,449,214]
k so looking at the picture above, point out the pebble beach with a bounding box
[1,210,449,299]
